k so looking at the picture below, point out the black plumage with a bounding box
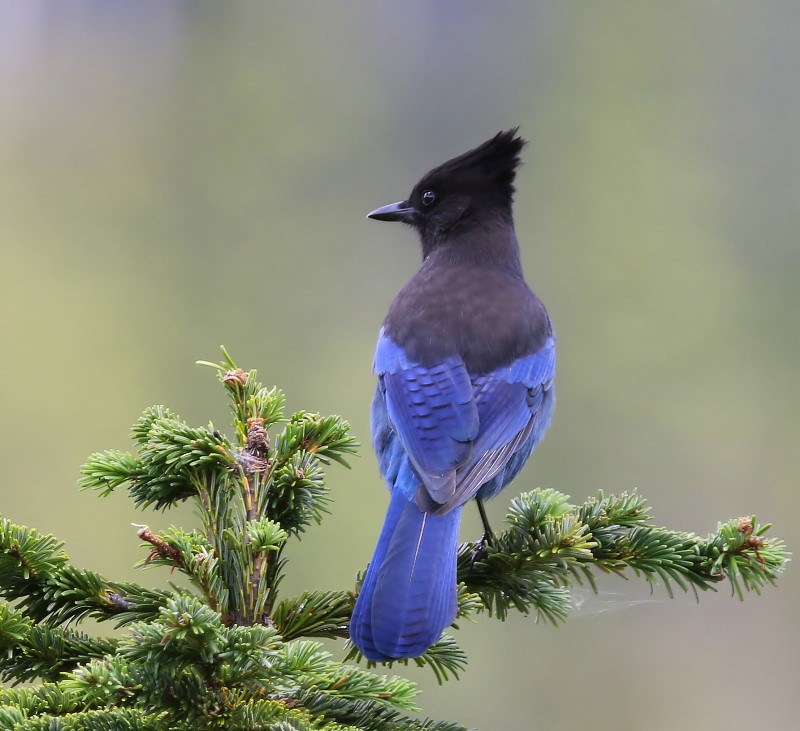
[376,129,552,371]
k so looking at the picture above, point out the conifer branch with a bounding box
[453,488,786,624]
[0,603,117,684]
[0,518,174,628]
[0,351,788,730]
[272,590,353,641]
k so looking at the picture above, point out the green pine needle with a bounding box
[0,352,789,730]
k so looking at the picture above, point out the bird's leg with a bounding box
[470,497,495,566]
[476,497,494,544]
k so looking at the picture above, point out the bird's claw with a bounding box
[469,530,494,568]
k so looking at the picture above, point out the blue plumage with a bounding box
[350,130,555,661]
[349,488,461,660]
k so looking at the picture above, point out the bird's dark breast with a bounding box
[384,265,551,374]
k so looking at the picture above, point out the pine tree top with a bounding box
[0,350,788,730]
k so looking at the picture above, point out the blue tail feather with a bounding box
[350,489,461,661]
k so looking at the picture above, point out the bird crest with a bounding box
[415,128,527,205]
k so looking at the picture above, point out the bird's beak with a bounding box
[366,200,416,223]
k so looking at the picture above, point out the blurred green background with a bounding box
[1,2,798,728]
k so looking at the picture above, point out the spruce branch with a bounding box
[0,603,117,684]
[454,488,787,624]
[0,351,788,730]
[0,518,172,628]
[272,590,353,641]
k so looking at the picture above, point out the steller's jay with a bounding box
[350,129,555,661]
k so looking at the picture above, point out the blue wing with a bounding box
[374,332,478,504]
[373,330,556,511]
[451,339,556,508]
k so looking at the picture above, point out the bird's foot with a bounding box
[469,530,494,567]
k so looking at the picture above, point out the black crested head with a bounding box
[415,128,526,209]
[367,129,527,255]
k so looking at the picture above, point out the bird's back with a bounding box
[384,256,552,375]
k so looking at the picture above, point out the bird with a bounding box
[349,129,556,661]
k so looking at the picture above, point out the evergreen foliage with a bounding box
[0,351,789,730]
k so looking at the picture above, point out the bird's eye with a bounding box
[421,190,436,207]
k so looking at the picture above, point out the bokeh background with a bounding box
[1,2,798,728]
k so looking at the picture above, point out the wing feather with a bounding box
[374,330,555,512]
